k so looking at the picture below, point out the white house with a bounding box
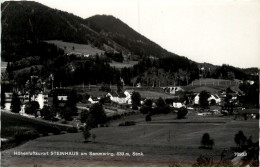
[208,94,221,104]
[172,102,185,108]
[107,91,131,104]
[88,96,99,104]
[163,86,184,94]
[194,93,221,105]
[194,94,200,105]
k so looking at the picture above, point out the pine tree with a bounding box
[11,92,21,113]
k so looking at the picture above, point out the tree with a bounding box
[156,97,165,108]
[140,106,150,114]
[40,105,55,120]
[144,99,153,107]
[201,133,214,149]
[60,105,73,121]
[11,92,21,113]
[177,107,188,119]
[92,134,96,143]
[25,76,43,102]
[234,130,247,148]
[89,103,107,126]
[65,89,79,116]
[80,110,89,123]
[131,91,141,109]
[145,114,152,122]
[25,101,40,116]
[210,99,216,105]
[199,90,211,108]
[83,126,91,142]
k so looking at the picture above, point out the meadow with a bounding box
[2,112,258,167]
[45,40,104,55]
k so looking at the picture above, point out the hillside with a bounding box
[1,1,178,63]
[86,15,176,58]
[1,1,258,88]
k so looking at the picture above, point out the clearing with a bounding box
[46,40,104,55]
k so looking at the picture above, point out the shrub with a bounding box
[83,126,91,142]
[177,107,188,119]
[145,114,152,122]
[234,130,247,148]
[140,106,150,114]
[210,99,216,105]
[200,133,215,149]
[52,126,61,135]
[14,130,39,144]
[25,101,40,116]
[119,121,136,126]
[92,134,96,142]
[67,127,78,133]
[40,105,55,120]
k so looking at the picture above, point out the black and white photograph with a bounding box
[1,0,259,166]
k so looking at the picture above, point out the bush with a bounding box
[51,126,61,135]
[14,130,39,144]
[132,103,138,110]
[25,101,40,116]
[83,126,91,142]
[140,106,150,114]
[66,127,78,133]
[145,114,152,122]
[210,99,216,105]
[119,121,136,126]
[177,107,188,119]
[200,133,215,149]
[40,105,55,120]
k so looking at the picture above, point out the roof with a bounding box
[109,91,126,98]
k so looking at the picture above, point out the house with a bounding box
[194,93,221,105]
[163,86,184,94]
[124,90,133,104]
[4,92,48,111]
[194,93,200,105]
[208,94,221,104]
[107,91,130,104]
[172,102,185,109]
[4,92,13,110]
[88,96,99,104]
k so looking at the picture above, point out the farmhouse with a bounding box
[194,93,221,105]
[172,102,185,109]
[107,90,132,104]
[88,96,100,104]
[163,86,184,94]
[4,92,48,110]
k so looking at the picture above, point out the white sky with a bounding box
[3,0,260,68]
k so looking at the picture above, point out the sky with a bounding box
[3,0,260,68]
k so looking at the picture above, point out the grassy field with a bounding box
[1,111,72,150]
[46,40,104,55]
[2,112,258,167]
[184,78,242,93]
[109,60,139,69]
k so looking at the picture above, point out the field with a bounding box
[109,60,139,69]
[46,40,104,55]
[2,112,258,167]
[184,78,242,93]
[1,111,71,150]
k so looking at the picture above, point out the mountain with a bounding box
[85,15,175,58]
[1,1,257,86]
[1,1,177,62]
